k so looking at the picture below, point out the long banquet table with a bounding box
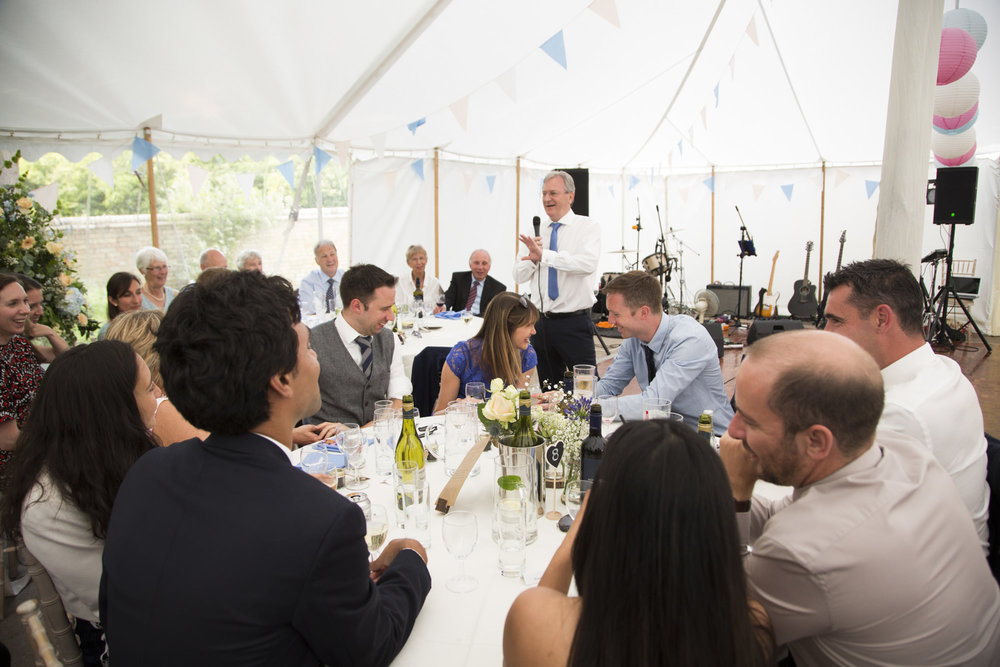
[295,419,792,666]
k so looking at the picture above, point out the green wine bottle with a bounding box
[581,404,605,482]
[698,409,714,443]
[395,394,425,468]
[413,277,424,309]
[511,390,536,448]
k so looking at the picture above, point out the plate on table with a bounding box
[421,323,443,330]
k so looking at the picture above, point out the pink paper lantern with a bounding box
[932,127,976,166]
[935,145,976,167]
[938,28,977,85]
[934,72,979,117]
[933,102,979,131]
[944,8,988,50]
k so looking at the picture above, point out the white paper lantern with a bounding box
[932,127,976,159]
[934,72,979,117]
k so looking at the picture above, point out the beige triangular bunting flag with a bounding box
[746,16,759,47]
[383,170,397,193]
[450,97,469,131]
[700,106,708,129]
[729,55,736,79]
[752,183,766,201]
[234,173,254,201]
[834,169,850,188]
[462,172,475,192]
[678,186,691,203]
[588,0,620,28]
[187,164,209,197]
[335,141,351,167]
[497,68,517,102]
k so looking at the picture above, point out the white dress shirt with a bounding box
[877,342,989,552]
[512,210,600,313]
[334,315,411,399]
[395,272,444,309]
[298,268,344,315]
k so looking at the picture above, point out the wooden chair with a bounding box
[17,599,63,667]
[15,542,83,665]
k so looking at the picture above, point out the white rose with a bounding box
[483,393,517,424]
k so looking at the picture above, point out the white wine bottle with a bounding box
[581,404,605,482]
[395,394,425,468]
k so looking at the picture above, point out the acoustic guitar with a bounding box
[787,241,818,319]
[816,231,846,325]
[753,251,780,318]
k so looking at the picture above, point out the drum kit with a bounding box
[604,226,687,313]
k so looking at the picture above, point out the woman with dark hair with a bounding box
[504,420,774,666]
[0,273,44,474]
[433,292,539,412]
[97,271,144,339]
[0,340,158,662]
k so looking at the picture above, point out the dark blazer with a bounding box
[444,272,506,315]
[100,434,431,666]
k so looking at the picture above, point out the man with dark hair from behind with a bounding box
[100,271,430,666]
[823,258,989,553]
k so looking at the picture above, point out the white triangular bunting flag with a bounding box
[383,170,397,193]
[463,172,475,192]
[450,97,469,131]
[588,0,620,28]
[834,169,850,187]
[87,156,115,189]
[497,68,517,102]
[729,55,736,79]
[32,183,58,213]
[187,164,209,197]
[234,173,254,201]
[335,141,351,167]
[752,184,766,201]
[746,16,759,47]
[700,106,708,129]
[371,133,386,160]
[678,186,691,203]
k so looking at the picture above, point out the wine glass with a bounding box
[466,382,486,403]
[564,479,582,522]
[442,511,478,593]
[299,445,335,489]
[366,504,389,561]
[597,394,618,435]
[340,426,367,490]
[461,309,474,325]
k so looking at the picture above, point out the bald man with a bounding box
[443,249,506,316]
[199,248,228,271]
[720,330,1000,665]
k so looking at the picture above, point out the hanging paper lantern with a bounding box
[933,103,979,134]
[937,28,977,85]
[932,128,976,166]
[943,8,988,50]
[933,72,979,117]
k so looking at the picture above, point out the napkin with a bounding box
[434,311,462,320]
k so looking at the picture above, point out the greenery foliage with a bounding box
[0,151,101,343]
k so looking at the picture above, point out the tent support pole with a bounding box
[818,161,827,300]
[144,127,159,247]
[514,157,521,291]
[710,165,715,282]
[434,148,440,278]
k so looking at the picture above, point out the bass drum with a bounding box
[642,253,671,277]
[599,272,624,289]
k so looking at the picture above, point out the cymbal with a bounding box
[607,248,638,254]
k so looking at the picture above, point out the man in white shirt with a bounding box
[720,330,1000,666]
[298,240,345,316]
[822,258,989,552]
[309,264,410,426]
[513,170,600,387]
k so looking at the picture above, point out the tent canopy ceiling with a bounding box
[1,0,997,170]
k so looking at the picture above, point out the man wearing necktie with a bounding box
[297,240,344,316]
[594,271,733,432]
[513,170,601,388]
[444,249,506,316]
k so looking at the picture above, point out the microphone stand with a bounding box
[632,198,642,270]
[654,205,671,311]
[734,206,757,328]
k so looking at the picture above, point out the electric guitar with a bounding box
[816,231,846,325]
[753,251,780,318]
[787,241,818,319]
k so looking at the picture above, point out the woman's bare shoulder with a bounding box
[503,588,580,667]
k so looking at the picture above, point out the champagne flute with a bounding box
[366,504,389,560]
[442,511,478,593]
[597,394,618,435]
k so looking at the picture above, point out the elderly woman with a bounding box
[135,246,178,312]
[97,271,144,339]
[0,274,45,473]
[236,249,263,273]
[395,244,445,313]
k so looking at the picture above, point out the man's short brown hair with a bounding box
[604,271,662,311]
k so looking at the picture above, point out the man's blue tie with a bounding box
[547,222,562,301]
[356,336,373,379]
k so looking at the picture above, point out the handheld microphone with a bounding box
[532,216,541,237]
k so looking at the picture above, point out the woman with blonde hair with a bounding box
[433,292,538,412]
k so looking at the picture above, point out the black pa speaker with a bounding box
[747,318,804,345]
[933,166,978,225]
[561,168,589,217]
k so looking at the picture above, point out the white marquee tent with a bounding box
[1,0,998,332]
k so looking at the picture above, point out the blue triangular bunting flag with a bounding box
[702,176,714,193]
[130,136,160,171]
[714,83,720,108]
[541,31,568,69]
[407,118,426,135]
[486,174,496,193]
[608,185,615,197]
[865,180,879,199]
[628,175,640,190]
[314,146,332,177]
[677,140,684,156]
[277,161,295,188]
[781,184,794,201]
[411,159,425,180]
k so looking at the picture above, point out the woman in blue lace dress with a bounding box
[433,292,539,412]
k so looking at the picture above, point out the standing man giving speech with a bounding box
[513,170,600,387]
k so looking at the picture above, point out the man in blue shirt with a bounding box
[298,240,344,315]
[595,271,733,432]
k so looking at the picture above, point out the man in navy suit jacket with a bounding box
[100,272,431,666]
[444,249,506,316]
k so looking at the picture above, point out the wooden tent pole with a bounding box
[144,127,159,247]
[818,161,827,299]
[514,157,521,290]
[434,148,440,277]
[710,165,715,282]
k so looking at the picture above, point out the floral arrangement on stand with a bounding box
[0,151,100,343]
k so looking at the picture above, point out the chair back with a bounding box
[951,259,977,276]
[16,542,83,665]
[411,346,451,415]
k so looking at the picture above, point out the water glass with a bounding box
[492,451,537,545]
[404,477,431,548]
[299,445,337,489]
[465,382,486,402]
[445,403,479,478]
[374,399,393,412]
[642,396,672,420]
[573,364,596,398]
[442,511,478,593]
[596,394,618,434]
[496,485,527,578]
[373,408,397,478]
[392,460,425,526]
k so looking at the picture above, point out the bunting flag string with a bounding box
[541,30,568,69]
[313,146,332,176]
[780,184,794,201]
[130,136,160,171]
[188,164,209,196]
